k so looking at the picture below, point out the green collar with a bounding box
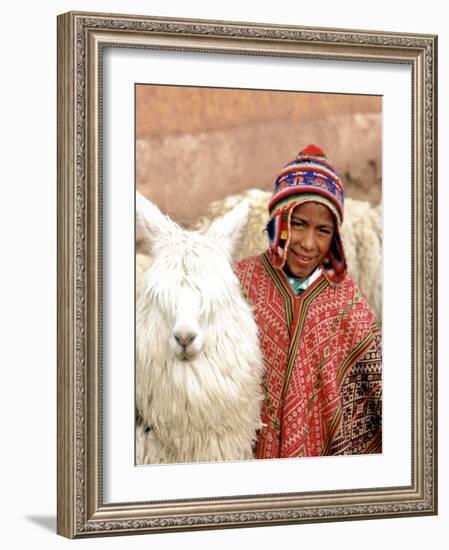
[284,267,322,296]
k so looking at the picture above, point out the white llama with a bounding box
[135,192,264,464]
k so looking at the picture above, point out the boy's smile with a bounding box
[284,202,335,280]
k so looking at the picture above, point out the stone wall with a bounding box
[136,85,381,226]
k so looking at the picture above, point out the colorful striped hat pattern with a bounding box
[266,145,347,284]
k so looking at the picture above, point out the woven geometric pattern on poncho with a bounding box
[234,252,382,459]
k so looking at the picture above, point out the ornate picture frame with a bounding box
[57,11,437,538]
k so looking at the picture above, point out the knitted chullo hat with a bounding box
[266,144,347,284]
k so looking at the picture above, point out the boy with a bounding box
[235,145,382,458]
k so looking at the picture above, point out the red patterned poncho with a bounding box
[235,252,382,458]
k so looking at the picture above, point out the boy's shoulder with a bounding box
[332,275,378,326]
[234,253,265,271]
[332,275,364,302]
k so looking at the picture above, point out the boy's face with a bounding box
[285,201,335,280]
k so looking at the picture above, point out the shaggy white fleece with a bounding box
[136,192,264,464]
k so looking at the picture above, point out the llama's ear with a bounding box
[136,191,177,247]
[207,199,249,257]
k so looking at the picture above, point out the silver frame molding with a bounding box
[57,11,438,539]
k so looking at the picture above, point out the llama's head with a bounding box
[136,192,249,363]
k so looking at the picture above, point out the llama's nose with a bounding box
[174,330,196,347]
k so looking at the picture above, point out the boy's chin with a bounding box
[283,261,318,280]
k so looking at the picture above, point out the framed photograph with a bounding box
[57,11,437,538]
